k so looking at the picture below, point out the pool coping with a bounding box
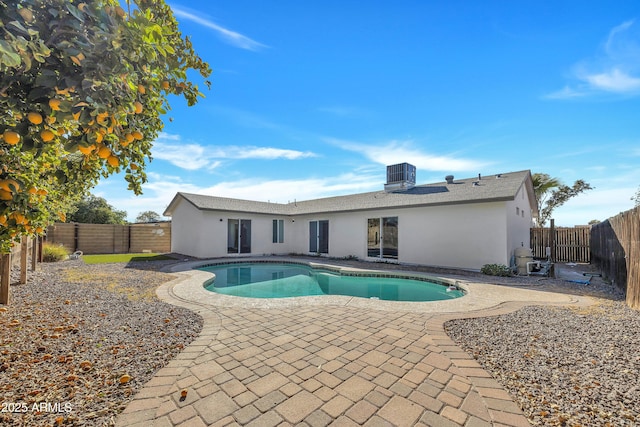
[162,256,581,313]
[195,258,465,304]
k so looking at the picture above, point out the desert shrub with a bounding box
[42,243,69,262]
[481,263,512,277]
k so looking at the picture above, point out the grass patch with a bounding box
[82,253,174,264]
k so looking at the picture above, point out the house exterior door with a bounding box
[309,220,329,254]
[228,219,251,254]
[367,216,398,259]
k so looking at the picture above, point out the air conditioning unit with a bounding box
[384,163,416,192]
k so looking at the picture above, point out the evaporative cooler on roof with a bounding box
[384,163,416,192]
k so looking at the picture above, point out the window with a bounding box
[273,219,284,243]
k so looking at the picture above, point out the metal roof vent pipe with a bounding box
[445,175,454,184]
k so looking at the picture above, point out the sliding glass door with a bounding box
[367,216,398,259]
[309,220,329,254]
[228,219,251,254]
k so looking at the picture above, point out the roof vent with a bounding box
[445,175,454,184]
[384,163,416,192]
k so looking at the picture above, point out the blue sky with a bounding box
[98,1,640,226]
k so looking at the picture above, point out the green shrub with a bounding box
[481,263,512,277]
[42,243,69,262]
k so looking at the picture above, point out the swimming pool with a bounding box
[200,262,465,302]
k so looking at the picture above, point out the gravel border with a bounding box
[0,257,203,426]
[445,280,639,426]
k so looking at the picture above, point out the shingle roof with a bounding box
[164,170,536,217]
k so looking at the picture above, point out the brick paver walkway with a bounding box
[116,260,590,427]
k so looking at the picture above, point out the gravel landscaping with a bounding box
[0,257,203,426]
[445,277,639,426]
[446,302,640,426]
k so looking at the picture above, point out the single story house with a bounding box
[163,164,538,270]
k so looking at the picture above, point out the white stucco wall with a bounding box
[170,201,207,257]
[286,202,511,270]
[170,200,297,258]
[171,194,533,270]
[506,183,535,264]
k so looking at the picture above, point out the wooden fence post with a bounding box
[31,236,38,271]
[1,253,10,305]
[20,236,27,285]
[549,219,556,263]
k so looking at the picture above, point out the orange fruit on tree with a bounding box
[161,80,170,90]
[0,189,12,201]
[130,163,139,170]
[124,133,134,143]
[96,112,109,124]
[28,187,38,194]
[0,179,19,192]
[97,145,111,159]
[49,98,61,111]
[132,130,143,140]
[37,188,48,196]
[138,84,146,94]
[28,112,43,124]
[133,101,143,114]
[107,155,120,167]
[77,144,95,155]
[11,212,27,225]
[2,130,20,145]
[41,130,55,142]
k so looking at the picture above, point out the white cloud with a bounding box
[543,85,588,100]
[547,20,640,99]
[234,147,316,160]
[171,6,267,51]
[326,137,488,172]
[152,141,218,170]
[151,132,316,170]
[581,68,640,92]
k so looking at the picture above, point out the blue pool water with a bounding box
[200,263,465,302]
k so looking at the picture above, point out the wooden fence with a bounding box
[591,206,640,310]
[530,225,591,263]
[46,222,171,254]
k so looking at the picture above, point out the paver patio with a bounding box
[116,258,592,427]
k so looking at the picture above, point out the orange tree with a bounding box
[0,0,211,253]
